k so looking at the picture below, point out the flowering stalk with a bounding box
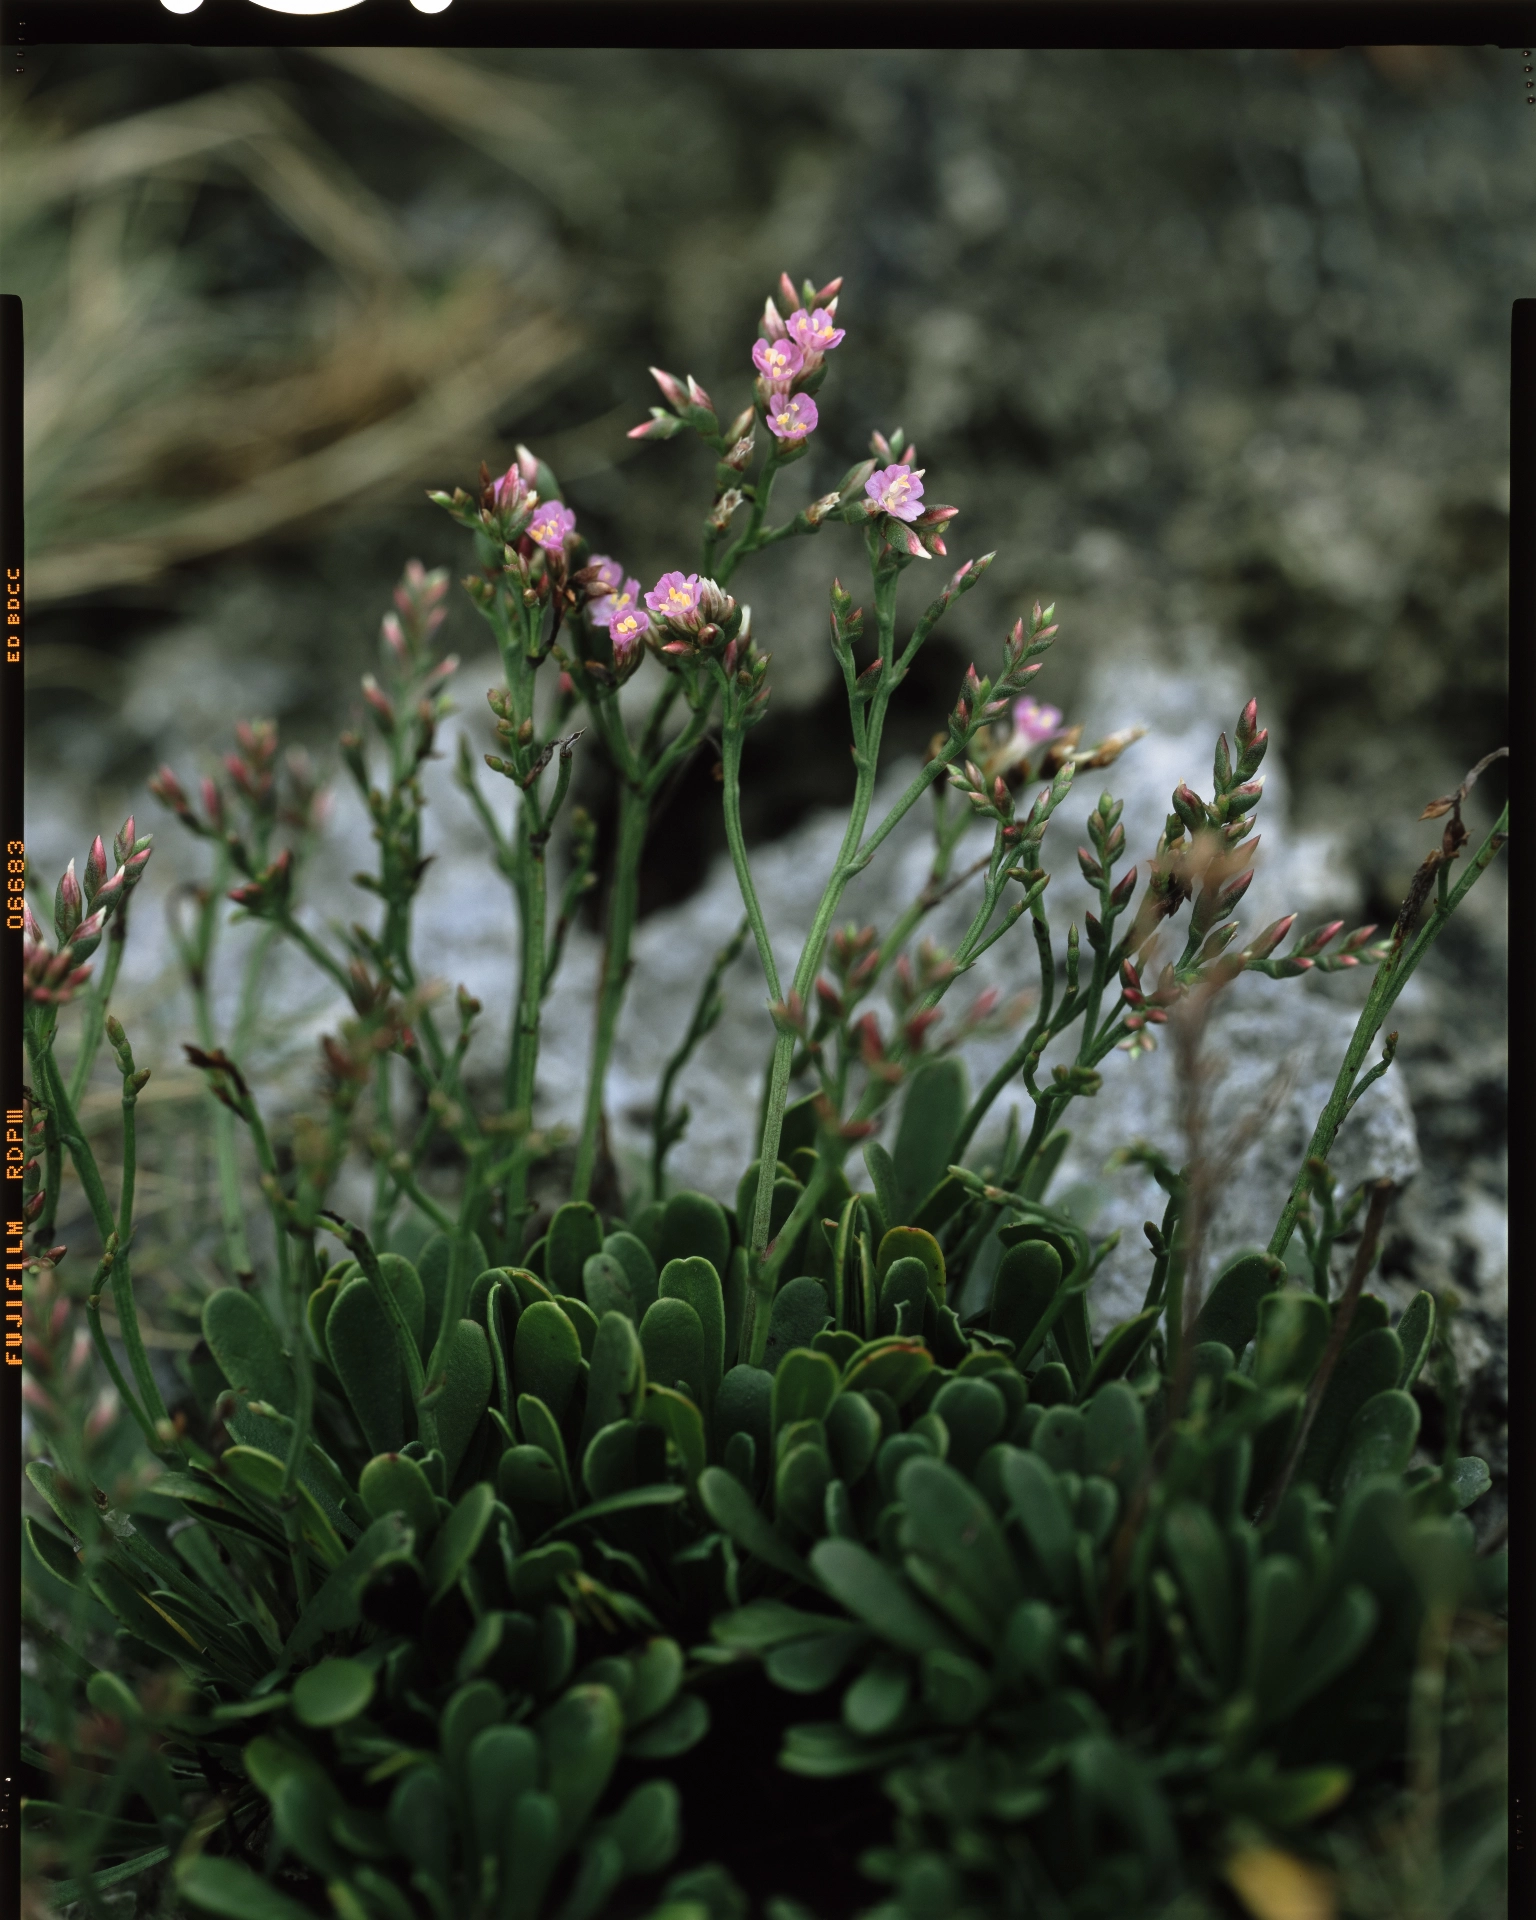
[1267,782,1507,1259]
[718,537,1013,1359]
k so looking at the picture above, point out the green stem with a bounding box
[67,916,129,1108]
[504,793,548,1233]
[1267,803,1507,1259]
[572,781,648,1204]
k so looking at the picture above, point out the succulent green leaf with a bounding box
[305,1277,342,1363]
[776,1442,832,1537]
[550,1483,689,1536]
[998,1447,1075,1600]
[582,1252,637,1324]
[1254,1288,1331,1389]
[291,1656,375,1728]
[423,1481,495,1604]
[893,1057,967,1217]
[920,1646,993,1724]
[388,1764,451,1894]
[602,1779,682,1876]
[554,1294,600,1359]
[1000,1599,1061,1687]
[1279,1584,1379,1715]
[642,1384,707,1482]
[580,1311,647,1455]
[541,1683,625,1846]
[660,1190,733,1277]
[714,1362,773,1463]
[659,1256,726,1406]
[417,1232,488,1353]
[506,1267,557,1310]
[1395,1291,1437,1391]
[1190,1249,1286,1357]
[581,1420,643,1500]
[325,1277,407,1455]
[176,1858,317,1920]
[1330,1389,1421,1501]
[203,1289,295,1418]
[279,1514,414,1670]
[857,1141,897,1234]
[1082,1382,1147,1494]
[640,1296,709,1408]
[876,1257,929,1339]
[773,1347,841,1435]
[431,1318,493,1484]
[841,1337,934,1407]
[810,1538,967,1656]
[875,1226,945,1301]
[548,1202,604,1298]
[1032,1404,1086,1474]
[377,1253,426,1354]
[510,1541,580,1610]
[516,1395,577,1507]
[698,1466,811,1580]
[623,1637,685,1726]
[358,1453,438,1544]
[221,1448,347,1568]
[623,1692,710,1760]
[825,1391,882,1486]
[467,1724,540,1875]
[1164,1500,1236,1688]
[499,1444,566,1513]
[766,1627,869,1694]
[514,1301,584,1424]
[1244,1552,1305,1705]
[929,1378,1007,1476]
[762,1276,833,1371]
[1447,1456,1492,1511]
[897,1454,1021,1630]
[1083,1307,1162,1394]
[1298,1327,1404,1491]
[843,1654,910,1735]
[990,1239,1062,1357]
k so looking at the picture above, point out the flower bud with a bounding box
[83,836,109,905]
[1109,864,1138,909]
[68,908,108,965]
[650,366,689,412]
[361,674,396,732]
[114,817,137,867]
[54,861,83,944]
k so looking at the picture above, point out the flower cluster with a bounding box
[855,428,962,559]
[754,273,845,443]
[23,821,153,1007]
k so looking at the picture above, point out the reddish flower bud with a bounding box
[83,836,108,905]
[1109,864,1138,908]
[54,862,83,944]
[649,366,689,411]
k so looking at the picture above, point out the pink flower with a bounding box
[590,576,643,629]
[766,393,819,441]
[752,337,805,385]
[646,571,705,621]
[587,554,625,595]
[1011,698,1064,748]
[865,463,926,522]
[787,307,846,354]
[527,502,576,551]
[610,605,651,660]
